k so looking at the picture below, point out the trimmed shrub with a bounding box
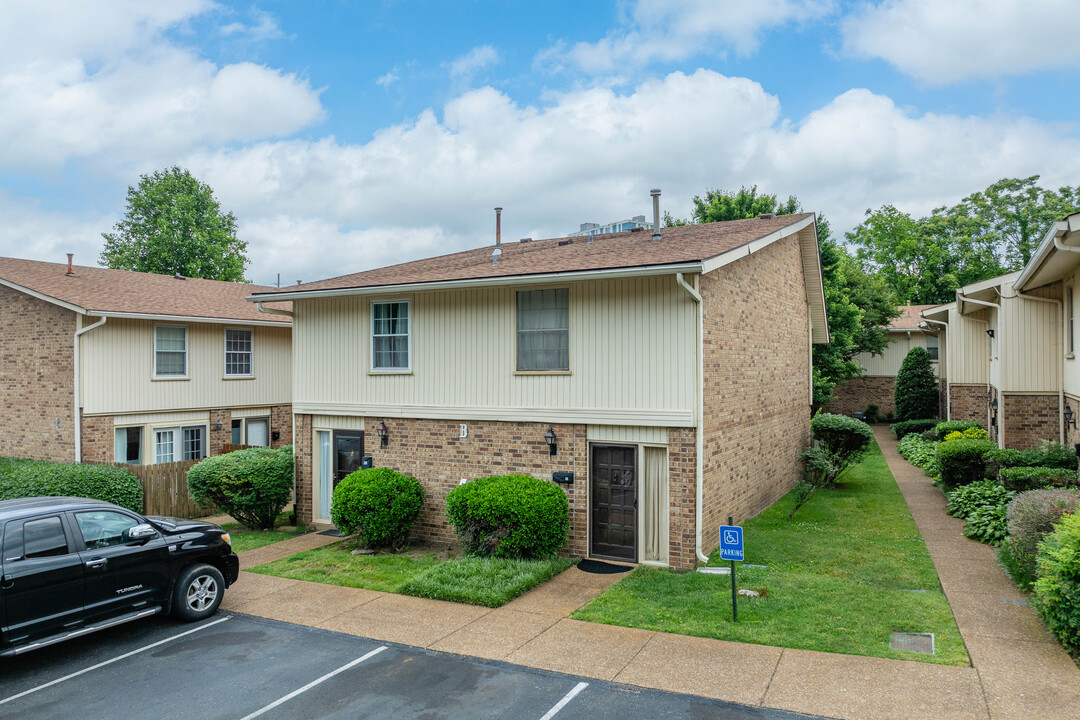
[891,418,941,440]
[895,347,939,421]
[0,457,142,512]
[1006,489,1080,587]
[810,413,874,478]
[446,474,569,559]
[984,444,1077,480]
[330,467,424,549]
[1032,442,1079,471]
[864,404,881,423]
[946,479,1014,519]
[943,427,989,442]
[1033,512,1080,652]
[983,448,1029,480]
[187,446,294,530]
[898,433,940,475]
[937,438,996,489]
[999,466,1078,492]
[933,420,983,440]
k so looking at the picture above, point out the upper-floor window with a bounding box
[925,335,939,361]
[154,325,187,377]
[225,328,253,376]
[371,300,410,371]
[517,288,569,371]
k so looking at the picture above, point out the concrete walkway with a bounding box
[218,435,1080,720]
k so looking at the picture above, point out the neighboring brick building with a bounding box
[252,204,829,569]
[0,256,293,466]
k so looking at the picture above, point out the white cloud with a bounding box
[446,45,501,92]
[0,192,116,268]
[219,9,287,42]
[536,0,834,75]
[376,68,400,87]
[841,0,1080,85]
[0,1,324,172]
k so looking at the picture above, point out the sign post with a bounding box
[719,516,744,622]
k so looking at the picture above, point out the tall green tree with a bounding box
[664,185,800,225]
[100,167,248,281]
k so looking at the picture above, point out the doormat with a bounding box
[577,559,633,574]
[318,529,346,537]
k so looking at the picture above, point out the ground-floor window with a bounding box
[154,425,207,463]
[113,426,142,465]
[230,416,270,447]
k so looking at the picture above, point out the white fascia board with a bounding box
[0,277,86,314]
[699,216,815,274]
[246,262,703,303]
[293,402,695,428]
[86,311,291,328]
[921,303,954,321]
[960,270,1021,296]
[1014,215,1080,291]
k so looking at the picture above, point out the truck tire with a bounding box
[173,563,225,621]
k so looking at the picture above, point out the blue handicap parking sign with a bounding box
[719,525,744,561]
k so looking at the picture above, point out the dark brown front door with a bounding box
[333,431,364,487]
[591,444,637,561]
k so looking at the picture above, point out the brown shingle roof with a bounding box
[890,304,936,330]
[0,257,290,323]
[252,213,816,295]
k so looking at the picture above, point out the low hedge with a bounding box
[1034,512,1080,652]
[1006,489,1080,587]
[933,420,982,440]
[446,474,569,559]
[187,446,293,530]
[986,445,1079,481]
[331,468,425,549]
[937,438,996,489]
[891,419,941,440]
[998,466,1078,492]
[0,457,142,511]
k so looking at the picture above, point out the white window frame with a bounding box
[925,334,939,361]
[224,327,254,378]
[370,299,412,372]
[515,287,571,373]
[154,424,207,464]
[245,417,270,447]
[153,324,188,379]
[114,426,143,465]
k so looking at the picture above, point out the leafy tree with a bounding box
[100,166,248,281]
[894,347,939,421]
[664,185,799,225]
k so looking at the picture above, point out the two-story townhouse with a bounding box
[251,212,829,569]
[827,304,943,418]
[0,256,293,466]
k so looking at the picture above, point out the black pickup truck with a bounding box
[0,496,239,657]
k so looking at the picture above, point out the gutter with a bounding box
[957,293,1001,447]
[676,272,709,565]
[256,302,294,318]
[73,316,107,462]
[919,318,950,419]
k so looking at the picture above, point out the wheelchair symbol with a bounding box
[723,530,739,545]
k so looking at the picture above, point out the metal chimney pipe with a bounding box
[650,189,661,241]
[495,207,502,248]
[66,253,74,276]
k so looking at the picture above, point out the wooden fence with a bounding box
[220,444,254,454]
[113,459,216,518]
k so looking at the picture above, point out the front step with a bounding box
[0,606,163,657]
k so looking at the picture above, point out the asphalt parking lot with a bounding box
[0,613,820,720]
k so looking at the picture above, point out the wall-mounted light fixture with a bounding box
[1066,403,1076,429]
[986,328,995,339]
[377,421,388,447]
[213,421,223,431]
[990,397,999,411]
[544,426,557,456]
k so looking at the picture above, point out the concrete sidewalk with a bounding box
[220,433,1080,720]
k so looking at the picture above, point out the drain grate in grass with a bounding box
[891,632,935,654]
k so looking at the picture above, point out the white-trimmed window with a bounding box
[114,427,143,465]
[225,328,253,376]
[154,425,206,463]
[926,335,939,361]
[371,300,410,370]
[154,325,188,377]
[516,288,570,371]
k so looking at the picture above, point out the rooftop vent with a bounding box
[630,226,644,232]
[173,273,186,280]
[759,213,774,220]
[650,189,661,241]
[65,253,74,277]
[493,207,503,266]
[519,238,533,243]
[558,239,573,246]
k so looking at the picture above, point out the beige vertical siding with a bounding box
[1059,271,1080,399]
[80,318,292,415]
[587,425,669,444]
[853,331,939,377]
[999,281,1061,392]
[948,306,991,385]
[293,275,697,426]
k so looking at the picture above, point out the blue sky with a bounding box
[1,0,1078,286]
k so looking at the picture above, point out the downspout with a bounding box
[1011,290,1065,443]
[676,272,709,564]
[921,318,949,419]
[958,294,1000,447]
[73,316,107,462]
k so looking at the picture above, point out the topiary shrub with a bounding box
[932,420,982,440]
[891,418,941,440]
[330,467,425,549]
[187,446,294,530]
[810,413,874,476]
[1006,489,1080,587]
[0,457,143,512]
[937,438,996,489]
[1033,512,1080,652]
[943,427,989,442]
[999,466,1078,492]
[446,474,569,559]
[894,347,939,421]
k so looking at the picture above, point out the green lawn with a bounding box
[573,441,969,666]
[249,543,573,606]
[223,520,310,553]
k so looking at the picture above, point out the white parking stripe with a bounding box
[237,645,388,720]
[0,615,231,707]
[539,681,589,720]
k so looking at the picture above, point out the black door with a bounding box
[1,514,84,643]
[72,510,171,622]
[590,444,637,561]
[333,430,364,486]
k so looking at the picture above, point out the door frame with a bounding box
[588,442,638,563]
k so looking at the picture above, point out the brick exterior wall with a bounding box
[665,427,698,569]
[698,233,811,560]
[1002,394,1060,450]
[940,379,948,420]
[0,284,77,462]
[828,376,896,417]
[949,384,989,425]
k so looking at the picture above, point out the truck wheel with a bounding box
[173,564,225,621]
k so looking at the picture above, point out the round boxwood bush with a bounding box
[330,467,425,549]
[1006,489,1080,586]
[0,458,142,512]
[187,446,294,530]
[937,438,996,490]
[446,474,569,559]
[1033,511,1080,652]
[894,347,939,421]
